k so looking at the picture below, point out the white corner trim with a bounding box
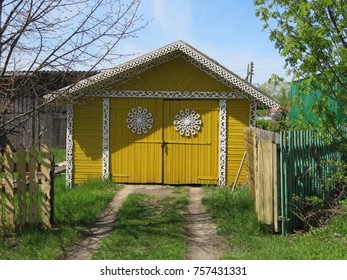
[66,104,74,188]
[219,99,227,186]
[249,102,257,127]
[102,98,110,180]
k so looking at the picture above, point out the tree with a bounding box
[257,74,291,131]
[254,0,346,145]
[260,74,290,108]
[0,0,146,140]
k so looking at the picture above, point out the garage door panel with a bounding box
[110,98,163,183]
[163,100,219,185]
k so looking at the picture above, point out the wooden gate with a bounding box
[110,98,219,184]
[163,100,219,184]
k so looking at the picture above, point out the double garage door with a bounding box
[110,98,219,184]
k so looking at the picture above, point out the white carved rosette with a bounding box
[174,109,202,137]
[126,107,153,134]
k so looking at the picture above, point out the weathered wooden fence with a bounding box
[1,106,66,149]
[0,144,54,230]
[244,128,280,232]
[244,128,345,235]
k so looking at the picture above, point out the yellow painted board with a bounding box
[73,99,103,183]
[227,100,250,184]
[109,56,232,93]
[110,98,163,183]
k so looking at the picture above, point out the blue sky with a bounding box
[116,0,289,84]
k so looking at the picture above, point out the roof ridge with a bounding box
[56,41,280,109]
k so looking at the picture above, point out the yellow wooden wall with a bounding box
[71,56,252,185]
[227,100,250,184]
[109,56,231,92]
[73,99,103,183]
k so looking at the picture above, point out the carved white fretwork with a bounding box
[58,41,279,109]
[102,98,110,180]
[126,107,153,134]
[66,104,74,188]
[86,90,246,99]
[249,102,257,127]
[219,99,227,186]
[173,109,202,137]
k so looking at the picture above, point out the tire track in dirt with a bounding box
[186,187,227,260]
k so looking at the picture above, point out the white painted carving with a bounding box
[102,98,110,180]
[86,90,246,99]
[249,102,257,127]
[126,107,153,134]
[173,109,202,137]
[66,104,74,188]
[219,100,227,186]
[62,41,279,109]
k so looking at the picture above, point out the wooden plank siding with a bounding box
[73,99,103,183]
[108,56,232,92]
[227,100,250,184]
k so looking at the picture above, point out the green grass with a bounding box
[203,186,347,260]
[51,147,66,164]
[0,176,119,259]
[93,187,189,260]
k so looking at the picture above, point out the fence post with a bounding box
[17,144,27,227]
[4,145,15,229]
[50,153,55,228]
[29,144,39,225]
[0,150,3,226]
[41,144,53,229]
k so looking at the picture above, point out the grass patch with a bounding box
[203,186,347,260]
[0,176,119,259]
[93,187,189,260]
[51,147,66,164]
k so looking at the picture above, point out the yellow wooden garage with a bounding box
[65,41,279,187]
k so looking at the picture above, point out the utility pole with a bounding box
[245,61,254,83]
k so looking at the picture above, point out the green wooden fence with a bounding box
[280,130,344,235]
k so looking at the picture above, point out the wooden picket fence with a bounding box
[244,128,281,232]
[0,144,54,230]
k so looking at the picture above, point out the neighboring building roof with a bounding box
[55,41,280,109]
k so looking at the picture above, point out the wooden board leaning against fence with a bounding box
[0,144,54,230]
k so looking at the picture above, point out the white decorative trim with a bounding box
[126,107,153,134]
[173,109,202,137]
[58,41,279,109]
[102,98,110,180]
[86,90,246,99]
[249,102,257,127]
[66,104,74,188]
[219,99,227,186]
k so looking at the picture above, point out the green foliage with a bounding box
[0,176,118,259]
[254,0,347,146]
[260,74,290,107]
[51,148,66,164]
[256,119,293,132]
[203,186,347,259]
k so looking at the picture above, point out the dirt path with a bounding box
[186,187,226,260]
[67,185,135,260]
[67,185,226,260]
